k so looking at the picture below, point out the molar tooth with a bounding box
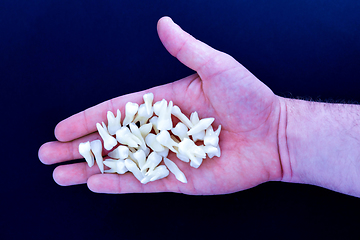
[90,140,104,173]
[145,133,165,152]
[124,159,144,182]
[156,130,178,153]
[178,138,206,168]
[122,102,139,126]
[187,118,214,136]
[133,104,153,125]
[157,100,173,131]
[204,125,222,147]
[96,122,117,150]
[172,105,193,129]
[141,152,162,174]
[107,109,121,135]
[141,165,169,184]
[171,122,188,140]
[108,145,129,159]
[78,141,95,167]
[164,158,187,183]
[143,92,154,115]
[115,127,141,148]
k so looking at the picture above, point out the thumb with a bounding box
[157,16,241,81]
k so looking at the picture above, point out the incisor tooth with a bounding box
[164,158,187,183]
[96,122,117,150]
[90,140,104,173]
[143,92,154,115]
[78,141,94,167]
[122,102,139,126]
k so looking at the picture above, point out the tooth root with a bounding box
[141,152,162,173]
[164,158,187,183]
[172,105,193,129]
[129,122,147,150]
[143,92,154,115]
[124,159,144,181]
[156,130,178,153]
[78,141,95,167]
[141,165,169,184]
[107,109,122,135]
[132,149,146,169]
[115,127,140,148]
[90,140,104,173]
[190,111,200,125]
[122,102,139,126]
[187,118,214,136]
[96,122,117,150]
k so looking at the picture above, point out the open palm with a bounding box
[39,17,283,195]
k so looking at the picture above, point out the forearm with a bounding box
[279,97,360,197]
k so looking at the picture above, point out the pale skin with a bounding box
[38,17,360,197]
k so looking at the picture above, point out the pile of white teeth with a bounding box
[78,93,221,184]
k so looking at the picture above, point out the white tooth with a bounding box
[171,105,193,129]
[189,157,203,168]
[143,92,154,115]
[176,153,190,163]
[171,122,188,140]
[190,111,200,124]
[156,130,178,153]
[103,159,116,172]
[107,145,129,159]
[204,125,222,147]
[187,118,214,136]
[157,100,173,131]
[78,141,95,167]
[129,122,147,150]
[141,152,162,174]
[141,165,169,184]
[90,140,104,173]
[178,138,206,168]
[96,122,117,150]
[122,102,139,126]
[145,133,165,152]
[200,145,220,158]
[124,159,144,182]
[132,149,146,169]
[115,127,141,148]
[104,159,128,174]
[153,99,167,116]
[133,104,153,125]
[107,109,122,135]
[157,148,169,158]
[139,123,152,138]
[149,116,159,134]
[164,158,187,183]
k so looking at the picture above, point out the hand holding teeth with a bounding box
[78,93,221,184]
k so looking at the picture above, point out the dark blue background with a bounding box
[1,0,360,239]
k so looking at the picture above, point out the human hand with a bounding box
[38,17,284,195]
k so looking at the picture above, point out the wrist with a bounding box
[279,98,360,197]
